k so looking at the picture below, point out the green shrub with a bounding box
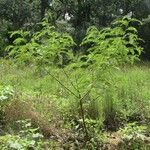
[63,16,143,133]
[6,18,75,67]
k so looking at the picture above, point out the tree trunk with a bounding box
[41,0,49,19]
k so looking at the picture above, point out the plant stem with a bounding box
[78,93,89,139]
[46,69,90,138]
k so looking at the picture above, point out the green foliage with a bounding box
[44,17,143,139]
[64,17,143,134]
[1,15,146,149]
[1,61,150,149]
[0,85,14,129]
[6,18,75,67]
[0,85,14,102]
[0,0,41,28]
[0,119,46,150]
[0,0,149,58]
[118,123,150,149]
[81,16,143,69]
[119,122,147,141]
[0,85,14,111]
[0,21,9,56]
[104,65,150,126]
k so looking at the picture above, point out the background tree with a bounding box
[0,0,149,58]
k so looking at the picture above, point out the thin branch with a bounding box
[62,68,79,94]
[46,69,78,98]
[78,89,90,138]
[46,68,93,139]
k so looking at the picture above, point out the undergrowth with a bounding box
[1,59,150,149]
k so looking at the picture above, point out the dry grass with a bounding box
[4,99,57,137]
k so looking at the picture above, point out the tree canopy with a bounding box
[0,0,150,58]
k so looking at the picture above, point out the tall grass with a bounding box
[1,59,150,130]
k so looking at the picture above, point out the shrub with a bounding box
[6,18,75,67]
[59,16,143,130]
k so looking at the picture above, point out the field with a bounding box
[0,0,149,149]
[1,59,150,149]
